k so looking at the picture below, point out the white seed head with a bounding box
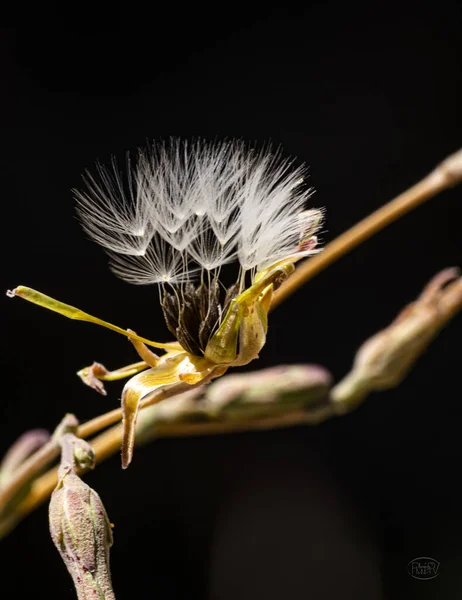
[75,139,322,285]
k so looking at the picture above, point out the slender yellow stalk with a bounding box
[7,286,180,351]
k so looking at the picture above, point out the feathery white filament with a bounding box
[75,157,155,256]
[108,234,190,285]
[188,218,238,271]
[75,139,321,286]
[238,153,313,270]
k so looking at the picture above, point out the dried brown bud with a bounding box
[77,363,110,396]
[332,268,462,410]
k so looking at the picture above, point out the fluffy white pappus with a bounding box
[157,217,200,252]
[188,217,238,271]
[237,153,315,270]
[143,141,199,232]
[75,157,155,256]
[74,139,321,286]
[108,233,192,285]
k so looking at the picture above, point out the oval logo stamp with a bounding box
[407,557,440,580]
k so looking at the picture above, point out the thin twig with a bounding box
[0,415,79,531]
[0,444,59,513]
[7,405,336,529]
[271,148,462,308]
[0,386,187,513]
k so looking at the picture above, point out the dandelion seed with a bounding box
[108,233,191,286]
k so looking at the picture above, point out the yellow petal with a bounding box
[121,352,223,468]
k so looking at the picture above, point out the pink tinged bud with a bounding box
[49,475,114,600]
[205,364,332,418]
[298,236,318,253]
[77,363,109,396]
[0,429,50,488]
[49,429,115,599]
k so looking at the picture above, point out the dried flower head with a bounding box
[8,139,323,466]
[75,140,322,355]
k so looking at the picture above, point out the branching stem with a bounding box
[1,148,461,536]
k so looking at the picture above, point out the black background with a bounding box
[1,3,461,598]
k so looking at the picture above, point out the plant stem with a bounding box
[271,148,462,308]
[8,406,336,529]
[0,386,187,514]
[1,148,461,534]
[0,443,59,514]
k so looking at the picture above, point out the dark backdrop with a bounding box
[1,4,461,599]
